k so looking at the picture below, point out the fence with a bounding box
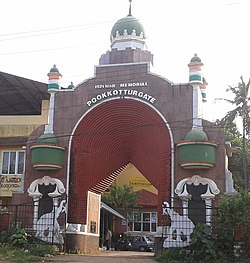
[160,200,233,248]
[0,197,246,251]
[0,198,67,245]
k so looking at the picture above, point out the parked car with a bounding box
[114,235,132,251]
[129,235,155,252]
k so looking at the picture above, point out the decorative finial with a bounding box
[128,0,132,16]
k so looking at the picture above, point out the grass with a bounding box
[0,244,60,263]
[0,246,41,262]
[0,228,60,262]
[155,248,250,263]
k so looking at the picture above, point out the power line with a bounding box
[0,22,108,38]
[0,20,112,42]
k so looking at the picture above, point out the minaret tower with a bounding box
[177,54,217,170]
[45,65,62,134]
[188,54,204,130]
[30,65,65,170]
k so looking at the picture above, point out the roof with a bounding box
[101,202,126,220]
[0,136,27,146]
[136,189,158,207]
[0,71,49,115]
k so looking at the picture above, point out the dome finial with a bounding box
[128,0,132,16]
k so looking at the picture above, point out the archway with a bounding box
[68,99,172,226]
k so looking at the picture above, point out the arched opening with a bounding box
[175,175,220,225]
[68,99,172,227]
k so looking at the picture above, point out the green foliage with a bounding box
[220,77,250,136]
[215,118,250,189]
[0,246,40,263]
[156,224,234,263]
[217,76,250,186]
[0,228,60,262]
[102,184,138,214]
[155,248,184,263]
[27,244,59,257]
[186,224,233,263]
[217,190,250,241]
[0,231,9,245]
[0,243,59,262]
[8,228,29,248]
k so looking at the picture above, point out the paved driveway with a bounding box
[48,251,156,263]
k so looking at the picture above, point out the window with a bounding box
[128,211,157,233]
[90,221,97,233]
[1,151,25,175]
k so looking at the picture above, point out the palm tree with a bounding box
[218,76,250,187]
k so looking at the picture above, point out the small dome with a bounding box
[111,15,146,41]
[49,64,61,74]
[190,53,202,63]
[185,130,208,141]
[68,81,75,89]
[38,133,58,144]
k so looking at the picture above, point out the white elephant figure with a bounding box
[35,200,66,244]
[162,201,195,248]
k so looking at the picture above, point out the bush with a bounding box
[0,246,39,263]
[185,224,233,263]
[217,190,250,241]
[156,224,234,263]
[8,228,29,248]
[0,231,9,245]
[28,244,59,257]
[0,228,60,262]
[156,248,184,263]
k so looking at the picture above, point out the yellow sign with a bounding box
[0,175,22,197]
[129,176,152,187]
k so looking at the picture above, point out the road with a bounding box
[47,250,156,263]
[0,250,157,263]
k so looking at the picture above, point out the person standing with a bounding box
[105,228,112,250]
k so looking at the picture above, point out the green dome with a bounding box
[38,133,58,144]
[190,53,202,63]
[185,130,208,141]
[49,64,60,73]
[111,15,146,41]
[68,81,75,89]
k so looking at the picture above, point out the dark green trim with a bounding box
[178,143,216,169]
[189,75,202,82]
[31,144,65,170]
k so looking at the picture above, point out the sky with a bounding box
[0,0,249,122]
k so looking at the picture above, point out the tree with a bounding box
[102,185,138,215]
[217,77,250,187]
[216,119,245,188]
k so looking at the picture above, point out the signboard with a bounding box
[86,81,156,107]
[0,175,22,197]
[129,176,152,188]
